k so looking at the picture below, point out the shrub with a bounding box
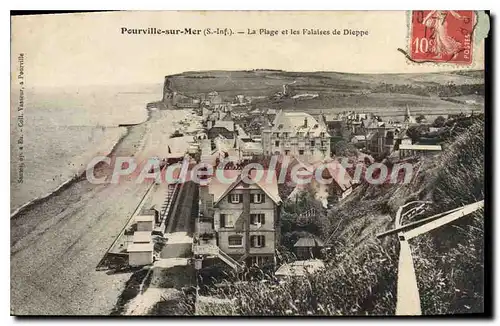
[196,242,398,316]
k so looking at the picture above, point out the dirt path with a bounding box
[124,258,191,315]
[10,110,194,315]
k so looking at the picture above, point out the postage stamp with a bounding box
[409,10,475,64]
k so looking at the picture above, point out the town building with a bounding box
[398,144,442,159]
[195,169,282,269]
[127,243,154,266]
[262,111,331,159]
[288,157,354,205]
[394,130,412,150]
[128,224,154,266]
[365,124,397,156]
[207,120,236,140]
[404,106,417,124]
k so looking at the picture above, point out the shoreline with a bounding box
[10,104,199,315]
[10,105,155,219]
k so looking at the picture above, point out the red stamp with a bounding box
[410,10,475,64]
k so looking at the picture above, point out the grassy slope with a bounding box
[320,117,485,315]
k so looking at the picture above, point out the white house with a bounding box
[262,111,331,160]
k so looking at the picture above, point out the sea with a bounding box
[10,83,162,214]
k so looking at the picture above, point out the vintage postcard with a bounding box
[10,10,489,316]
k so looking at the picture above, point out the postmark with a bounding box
[409,10,475,65]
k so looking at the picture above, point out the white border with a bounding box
[3,1,498,325]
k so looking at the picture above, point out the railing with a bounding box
[377,200,484,316]
[193,243,219,256]
[217,248,244,271]
[192,243,244,272]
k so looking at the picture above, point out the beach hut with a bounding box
[135,215,154,232]
[294,236,325,260]
[127,243,154,266]
[132,231,152,244]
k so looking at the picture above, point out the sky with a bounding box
[11,11,485,88]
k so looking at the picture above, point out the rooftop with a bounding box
[127,243,154,252]
[208,169,281,205]
[135,215,154,222]
[294,237,325,248]
[399,144,442,151]
[291,157,353,192]
[133,231,152,243]
[270,111,329,138]
[211,120,235,132]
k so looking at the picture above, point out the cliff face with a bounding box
[162,76,174,102]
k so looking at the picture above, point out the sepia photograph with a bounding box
[9,10,490,317]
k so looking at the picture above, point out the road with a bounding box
[10,110,192,315]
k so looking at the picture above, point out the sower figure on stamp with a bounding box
[423,10,467,60]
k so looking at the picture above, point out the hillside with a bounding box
[163,69,484,118]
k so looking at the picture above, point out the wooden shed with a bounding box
[127,243,154,267]
[294,237,325,260]
[135,215,154,232]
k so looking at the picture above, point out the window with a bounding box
[283,132,288,139]
[320,132,325,138]
[251,194,265,204]
[285,150,290,155]
[299,149,305,155]
[220,214,234,228]
[229,194,242,204]
[297,132,304,138]
[250,213,265,225]
[250,235,266,248]
[310,140,315,147]
[275,140,280,147]
[250,256,269,266]
[228,235,243,247]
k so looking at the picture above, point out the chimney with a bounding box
[304,117,308,128]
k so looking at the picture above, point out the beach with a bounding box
[10,108,198,315]
[10,85,156,213]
